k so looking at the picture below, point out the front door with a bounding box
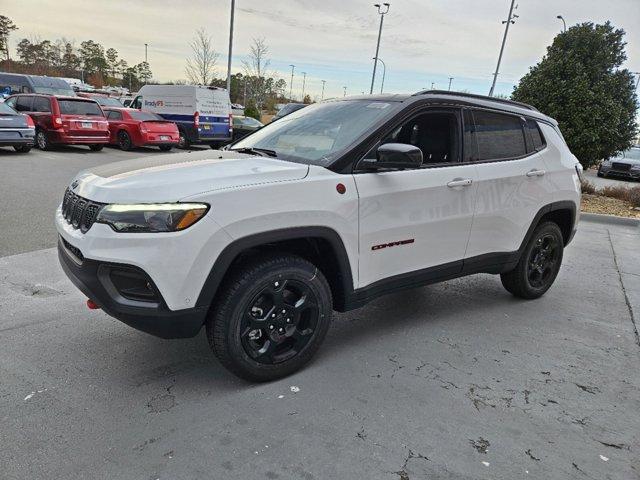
[354,108,478,288]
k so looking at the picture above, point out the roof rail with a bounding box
[412,90,539,112]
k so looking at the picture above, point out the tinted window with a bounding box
[129,111,163,121]
[107,110,123,120]
[15,96,33,112]
[473,111,526,160]
[526,119,545,151]
[33,97,51,113]
[58,100,103,116]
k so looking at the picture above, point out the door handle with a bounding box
[526,169,546,177]
[447,178,473,188]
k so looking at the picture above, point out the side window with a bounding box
[32,97,51,113]
[367,110,461,164]
[525,119,546,151]
[15,96,33,112]
[472,110,527,160]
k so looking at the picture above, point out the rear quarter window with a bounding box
[129,111,163,121]
[58,100,103,116]
[526,119,546,151]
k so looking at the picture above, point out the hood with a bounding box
[72,150,309,203]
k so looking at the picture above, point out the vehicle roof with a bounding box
[0,72,72,88]
[11,93,96,102]
[335,90,556,124]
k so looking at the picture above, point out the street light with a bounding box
[144,43,148,63]
[226,0,236,93]
[488,0,518,97]
[556,15,566,33]
[370,3,390,94]
[448,77,454,91]
[372,57,386,93]
[301,72,307,101]
[431,82,435,89]
[289,64,295,101]
[321,80,326,101]
[343,86,347,97]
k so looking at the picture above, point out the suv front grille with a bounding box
[61,188,105,233]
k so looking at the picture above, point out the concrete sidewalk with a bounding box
[1,220,638,479]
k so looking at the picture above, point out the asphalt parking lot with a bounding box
[1,146,639,479]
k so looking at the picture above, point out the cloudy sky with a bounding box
[6,0,640,99]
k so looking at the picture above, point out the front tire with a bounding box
[14,145,32,153]
[207,254,333,382]
[501,222,564,299]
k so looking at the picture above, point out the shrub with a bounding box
[625,186,640,207]
[599,184,640,207]
[580,180,597,194]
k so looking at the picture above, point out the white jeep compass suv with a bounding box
[56,91,581,381]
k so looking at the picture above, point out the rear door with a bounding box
[354,107,479,288]
[29,96,52,129]
[464,109,554,261]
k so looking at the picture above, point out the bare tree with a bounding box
[242,37,271,109]
[185,28,219,85]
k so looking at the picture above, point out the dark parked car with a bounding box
[271,103,306,122]
[0,101,35,153]
[5,94,109,151]
[232,115,263,141]
[598,147,640,180]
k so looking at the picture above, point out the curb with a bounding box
[580,212,640,227]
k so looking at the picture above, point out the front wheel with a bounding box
[597,169,604,178]
[14,145,32,153]
[501,222,564,299]
[207,254,333,382]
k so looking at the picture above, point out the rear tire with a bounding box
[14,145,32,153]
[178,130,190,149]
[89,144,104,151]
[159,145,172,151]
[35,130,50,150]
[206,253,333,382]
[501,221,564,299]
[117,130,132,151]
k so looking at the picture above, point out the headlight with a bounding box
[96,203,209,233]
[631,165,640,171]
[601,160,611,166]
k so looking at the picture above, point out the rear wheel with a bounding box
[89,144,104,151]
[501,222,564,299]
[207,254,333,382]
[35,130,50,150]
[117,130,132,151]
[14,145,32,153]
[178,130,190,149]
[159,145,172,151]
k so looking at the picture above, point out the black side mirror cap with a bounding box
[369,143,423,170]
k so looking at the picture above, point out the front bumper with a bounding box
[58,237,207,338]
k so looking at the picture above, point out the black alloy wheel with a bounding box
[526,233,560,289]
[117,130,132,151]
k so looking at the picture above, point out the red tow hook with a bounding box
[86,299,101,310]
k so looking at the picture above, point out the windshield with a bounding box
[58,100,103,116]
[232,100,398,166]
[129,110,164,121]
[622,148,640,161]
[95,96,123,107]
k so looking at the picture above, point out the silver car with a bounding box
[598,147,640,180]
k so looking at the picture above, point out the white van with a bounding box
[131,85,232,148]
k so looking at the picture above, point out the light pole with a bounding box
[488,0,518,97]
[448,77,454,91]
[144,43,148,63]
[289,64,295,101]
[370,3,390,94]
[373,57,386,93]
[634,72,640,90]
[320,80,326,101]
[556,15,566,33]
[343,86,347,97]
[301,72,307,101]
[226,0,235,93]
[431,82,435,89]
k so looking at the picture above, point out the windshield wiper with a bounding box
[230,147,278,157]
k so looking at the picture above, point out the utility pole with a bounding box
[226,0,236,93]
[370,3,390,94]
[431,82,435,89]
[289,64,295,101]
[144,43,148,63]
[556,15,566,33]
[301,72,307,101]
[321,80,326,101]
[448,77,454,91]
[488,0,518,97]
[343,86,347,97]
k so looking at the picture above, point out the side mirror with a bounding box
[366,143,423,170]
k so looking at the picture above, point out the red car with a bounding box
[5,94,109,151]
[103,108,179,151]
